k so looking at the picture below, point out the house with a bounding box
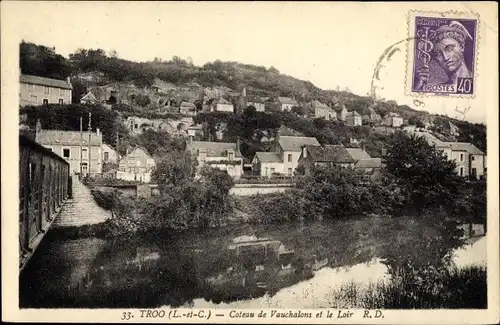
[278,97,298,112]
[179,101,197,116]
[35,128,103,176]
[251,152,284,177]
[80,91,98,104]
[185,139,244,180]
[335,104,348,121]
[117,147,156,183]
[354,158,384,181]
[246,96,266,112]
[19,74,73,107]
[346,111,362,126]
[346,147,371,162]
[413,132,485,179]
[297,144,355,175]
[446,142,485,179]
[309,100,337,120]
[384,112,404,127]
[187,124,204,139]
[211,98,234,113]
[102,143,119,164]
[252,136,321,177]
[354,158,383,173]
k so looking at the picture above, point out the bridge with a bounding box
[19,135,111,271]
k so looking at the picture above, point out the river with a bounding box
[19,216,486,308]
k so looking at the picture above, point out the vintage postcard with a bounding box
[2,1,499,324]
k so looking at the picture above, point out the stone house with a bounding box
[252,136,321,177]
[210,98,234,113]
[384,112,404,127]
[117,147,156,183]
[346,111,362,126]
[414,132,485,179]
[80,91,98,104]
[102,143,119,164]
[246,96,266,112]
[297,144,355,175]
[185,139,244,180]
[278,97,298,112]
[19,74,73,107]
[35,128,103,176]
[309,100,337,120]
[179,101,197,116]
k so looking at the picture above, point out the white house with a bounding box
[185,139,244,180]
[346,111,362,126]
[252,135,321,177]
[278,97,298,112]
[117,147,156,183]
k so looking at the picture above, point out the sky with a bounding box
[3,1,498,124]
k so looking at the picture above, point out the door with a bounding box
[81,163,88,177]
[471,168,477,179]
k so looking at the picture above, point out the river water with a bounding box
[19,217,486,308]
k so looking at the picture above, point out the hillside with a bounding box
[19,41,487,155]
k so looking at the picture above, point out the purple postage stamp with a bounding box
[406,11,479,97]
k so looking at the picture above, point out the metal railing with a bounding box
[19,135,70,270]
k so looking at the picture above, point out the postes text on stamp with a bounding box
[406,11,479,97]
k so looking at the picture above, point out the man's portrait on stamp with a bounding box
[412,16,477,96]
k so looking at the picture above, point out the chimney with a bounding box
[236,137,241,153]
[302,145,307,159]
[67,76,71,84]
[96,128,100,137]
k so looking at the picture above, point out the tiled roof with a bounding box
[278,97,298,105]
[347,110,361,117]
[254,152,283,163]
[346,148,371,161]
[35,130,102,146]
[311,100,329,109]
[278,136,320,152]
[20,74,73,90]
[306,145,355,163]
[180,101,196,108]
[445,142,485,155]
[413,132,450,148]
[246,96,266,104]
[186,141,242,157]
[355,158,383,169]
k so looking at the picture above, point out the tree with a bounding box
[135,94,151,107]
[383,131,466,215]
[151,151,197,188]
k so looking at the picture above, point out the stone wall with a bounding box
[229,183,295,196]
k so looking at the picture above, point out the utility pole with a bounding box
[80,117,83,177]
[88,112,92,177]
[115,123,120,166]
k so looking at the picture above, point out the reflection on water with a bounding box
[19,217,483,308]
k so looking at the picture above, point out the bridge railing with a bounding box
[19,135,70,270]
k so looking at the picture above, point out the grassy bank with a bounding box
[328,265,487,309]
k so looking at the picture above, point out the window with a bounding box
[287,154,292,163]
[82,148,88,159]
[288,168,292,176]
[471,168,477,178]
[459,167,464,177]
[460,153,464,162]
[134,124,138,129]
[271,168,276,174]
[43,99,48,105]
[44,86,50,95]
[471,156,475,161]
[104,152,109,162]
[63,148,70,158]
[59,99,64,105]
[28,84,35,92]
